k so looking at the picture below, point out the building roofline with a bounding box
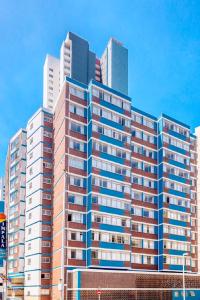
[10,128,26,143]
[66,76,88,90]
[160,113,190,129]
[27,107,53,125]
[131,106,157,121]
[90,80,131,101]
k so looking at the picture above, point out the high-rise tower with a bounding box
[43,32,128,111]
[4,31,200,300]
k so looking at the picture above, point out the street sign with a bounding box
[0,214,6,262]
[97,290,101,295]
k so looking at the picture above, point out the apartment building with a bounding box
[101,38,128,95]
[4,32,200,299]
[24,108,53,299]
[43,55,60,111]
[43,32,128,111]
[5,129,27,298]
[50,76,199,299]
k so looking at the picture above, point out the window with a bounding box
[42,209,51,216]
[74,178,81,186]
[143,209,154,219]
[44,116,53,123]
[42,225,51,232]
[69,140,84,152]
[143,255,154,265]
[132,223,142,232]
[42,241,51,247]
[143,118,154,129]
[41,273,50,279]
[70,122,84,134]
[69,104,84,117]
[92,195,130,211]
[43,177,52,184]
[144,194,154,203]
[93,105,130,127]
[92,232,129,244]
[43,194,51,200]
[92,158,129,176]
[42,257,51,263]
[132,239,142,248]
[92,250,98,259]
[133,207,142,216]
[43,162,52,169]
[70,249,82,260]
[11,137,19,150]
[70,176,83,188]
[71,232,76,240]
[69,157,84,170]
[92,176,130,194]
[43,146,52,153]
[44,131,52,138]
[143,224,154,234]
[93,141,129,160]
[69,86,84,99]
[92,213,130,227]
[132,113,142,124]
[68,194,83,206]
[68,213,83,223]
[132,254,142,264]
[68,231,83,241]
[143,240,154,249]
[71,250,76,259]
[92,123,130,144]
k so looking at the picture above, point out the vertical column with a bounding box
[158,116,192,272]
[131,109,158,270]
[194,127,200,273]
[87,82,132,269]
[24,109,53,299]
[52,78,88,299]
[6,129,27,298]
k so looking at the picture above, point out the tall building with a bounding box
[5,129,27,298]
[4,31,200,299]
[60,32,97,86]
[50,76,199,299]
[43,55,60,111]
[24,108,53,299]
[43,32,127,111]
[101,38,128,95]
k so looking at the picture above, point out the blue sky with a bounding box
[0,0,200,175]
